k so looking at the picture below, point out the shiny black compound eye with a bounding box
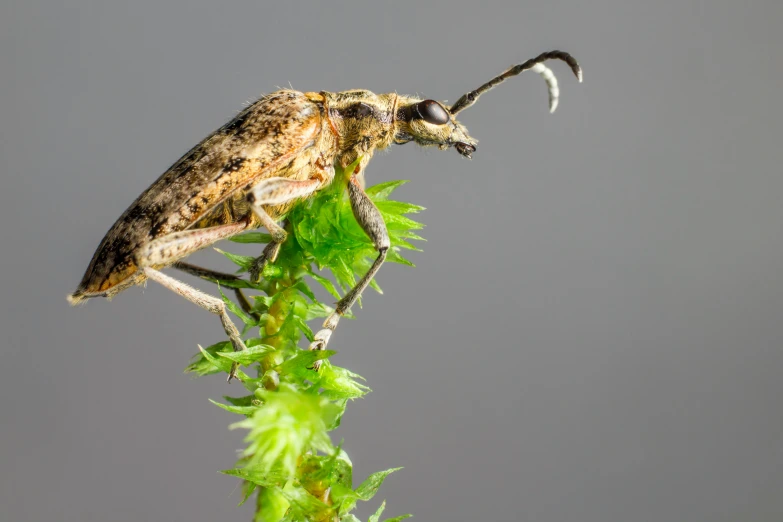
[416,100,450,125]
[398,99,451,125]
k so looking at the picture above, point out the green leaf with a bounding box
[238,480,256,507]
[256,486,289,521]
[382,213,425,231]
[323,398,348,430]
[292,316,314,342]
[308,271,341,300]
[220,288,256,325]
[276,349,335,376]
[384,511,415,522]
[291,293,311,320]
[294,218,314,244]
[391,238,423,252]
[215,248,255,271]
[216,343,275,365]
[229,231,273,244]
[337,492,360,516]
[220,467,280,488]
[327,448,353,488]
[290,280,316,302]
[318,365,371,400]
[393,230,425,241]
[279,483,329,513]
[386,248,415,267]
[262,263,284,279]
[194,344,235,375]
[184,341,232,376]
[305,301,334,321]
[331,257,357,292]
[223,394,257,407]
[355,468,403,501]
[369,500,414,522]
[202,277,258,290]
[375,200,425,215]
[253,294,276,309]
[209,398,257,416]
[365,179,409,200]
[369,500,386,522]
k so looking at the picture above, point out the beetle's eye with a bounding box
[416,100,450,125]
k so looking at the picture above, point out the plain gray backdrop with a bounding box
[2,1,783,521]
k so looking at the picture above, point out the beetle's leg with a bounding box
[173,261,259,320]
[309,175,390,370]
[137,218,251,267]
[142,268,246,382]
[246,177,322,283]
[135,219,253,382]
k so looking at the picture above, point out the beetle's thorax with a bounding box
[320,90,397,168]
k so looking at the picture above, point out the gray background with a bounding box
[2,1,782,521]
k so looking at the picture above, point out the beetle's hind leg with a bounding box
[246,177,322,283]
[143,268,247,381]
[135,219,253,382]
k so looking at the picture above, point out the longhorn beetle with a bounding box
[69,51,583,381]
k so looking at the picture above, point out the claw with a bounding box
[249,257,266,284]
[226,337,247,382]
[227,362,241,382]
[250,241,282,283]
[308,328,333,371]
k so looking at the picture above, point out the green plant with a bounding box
[185,165,423,521]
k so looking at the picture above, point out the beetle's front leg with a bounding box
[246,177,322,283]
[309,175,390,370]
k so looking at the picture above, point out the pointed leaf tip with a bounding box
[355,467,403,501]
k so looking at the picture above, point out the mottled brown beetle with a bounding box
[69,51,582,381]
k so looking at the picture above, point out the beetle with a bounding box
[68,50,582,381]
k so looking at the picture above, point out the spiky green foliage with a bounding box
[186,166,421,521]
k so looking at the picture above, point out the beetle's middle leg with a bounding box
[135,219,253,382]
[309,175,390,370]
[173,261,258,320]
[246,177,322,283]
